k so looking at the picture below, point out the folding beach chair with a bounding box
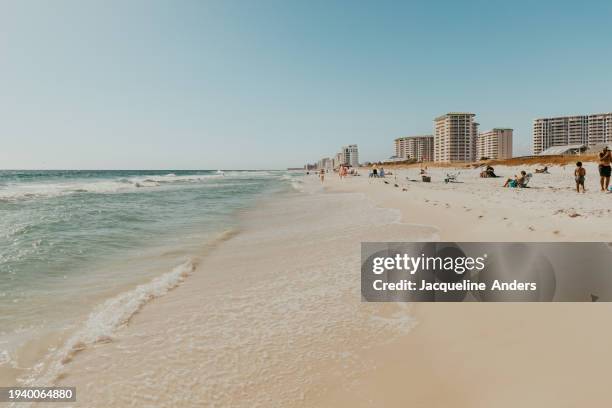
[444,172,460,183]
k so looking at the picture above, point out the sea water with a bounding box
[0,169,300,383]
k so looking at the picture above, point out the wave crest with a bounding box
[25,259,196,385]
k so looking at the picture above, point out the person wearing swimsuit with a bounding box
[575,161,586,193]
[599,147,611,192]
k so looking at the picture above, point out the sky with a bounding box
[1,0,612,170]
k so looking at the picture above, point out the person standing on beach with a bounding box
[599,147,611,192]
[575,162,586,193]
[319,168,325,183]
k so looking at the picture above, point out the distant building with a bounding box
[433,113,478,162]
[332,152,344,169]
[394,135,434,162]
[317,157,332,170]
[533,113,612,154]
[342,144,359,167]
[476,128,513,160]
[304,163,317,171]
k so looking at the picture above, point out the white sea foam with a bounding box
[0,349,11,366]
[0,171,294,202]
[282,175,305,192]
[290,181,304,192]
[24,259,196,385]
[0,174,225,201]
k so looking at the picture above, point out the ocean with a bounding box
[0,169,300,384]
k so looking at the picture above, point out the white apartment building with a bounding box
[394,135,434,162]
[433,113,478,162]
[332,152,343,169]
[476,128,513,160]
[342,144,359,167]
[588,113,612,145]
[317,157,332,170]
[533,113,612,154]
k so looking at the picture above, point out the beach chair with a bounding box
[520,173,533,188]
[444,172,460,183]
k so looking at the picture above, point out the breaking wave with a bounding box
[25,259,196,385]
[0,173,235,201]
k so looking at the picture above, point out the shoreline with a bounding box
[0,172,295,388]
[44,179,431,406]
[14,165,612,406]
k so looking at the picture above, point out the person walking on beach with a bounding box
[575,162,586,193]
[599,146,611,192]
[339,165,347,180]
[319,168,325,183]
[372,164,378,178]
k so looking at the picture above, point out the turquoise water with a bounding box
[0,169,298,374]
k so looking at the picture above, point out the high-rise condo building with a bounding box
[433,113,478,162]
[476,128,513,160]
[533,113,612,154]
[394,135,434,162]
[342,144,359,167]
[587,113,612,145]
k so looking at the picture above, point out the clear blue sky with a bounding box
[1,0,611,169]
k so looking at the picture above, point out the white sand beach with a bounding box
[28,163,612,407]
[348,162,612,242]
[4,2,612,406]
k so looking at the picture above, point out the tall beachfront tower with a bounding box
[476,128,513,160]
[533,113,612,154]
[433,113,478,162]
[394,135,434,162]
[342,144,359,167]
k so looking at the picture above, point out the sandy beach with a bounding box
[347,162,612,241]
[4,2,612,406]
[23,163,612,407]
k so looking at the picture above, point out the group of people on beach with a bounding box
[502,146,611,193]
[312,146,612,192]
[317,165,356,183]
[569,146,611,193]
[369,165,385,178]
